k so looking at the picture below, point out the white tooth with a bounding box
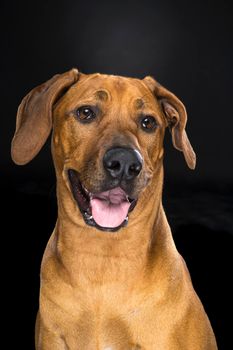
[84,187,89,194]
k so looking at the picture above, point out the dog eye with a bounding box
[140,116,157,132]
[75,106,96,123]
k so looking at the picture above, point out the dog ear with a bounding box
[11,68,79,165]
[143,76,196,170]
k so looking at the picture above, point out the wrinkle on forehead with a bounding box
[69,73,157,109]
[94,90,109,102]
[134,98,145,109]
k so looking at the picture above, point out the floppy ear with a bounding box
[143,76,196,170]
[11,68,79,165]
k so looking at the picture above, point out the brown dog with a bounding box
[11,69,217,349]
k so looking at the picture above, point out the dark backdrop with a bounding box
[1,0,232,349]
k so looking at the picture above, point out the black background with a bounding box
[1,0,233,349]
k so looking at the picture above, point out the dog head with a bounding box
[11,69,196,232]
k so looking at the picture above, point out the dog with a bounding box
[11,69,217,349]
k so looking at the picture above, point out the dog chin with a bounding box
[67,169,137,232]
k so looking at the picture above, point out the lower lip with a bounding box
[83,210,129,232]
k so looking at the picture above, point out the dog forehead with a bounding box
[70,73,154,103]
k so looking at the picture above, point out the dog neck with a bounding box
[50,164,177,287]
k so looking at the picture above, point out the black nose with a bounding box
[103,147,143,181]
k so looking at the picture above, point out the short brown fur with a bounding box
[12,69,217,349]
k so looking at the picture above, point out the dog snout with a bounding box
[103,147,143,181]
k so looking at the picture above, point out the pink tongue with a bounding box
[90,187,130,228]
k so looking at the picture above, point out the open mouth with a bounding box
[68,169,137,232]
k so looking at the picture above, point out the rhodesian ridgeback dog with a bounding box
[11,69,217,349]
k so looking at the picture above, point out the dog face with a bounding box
[52,73,166,230]
[11,69,196,232]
